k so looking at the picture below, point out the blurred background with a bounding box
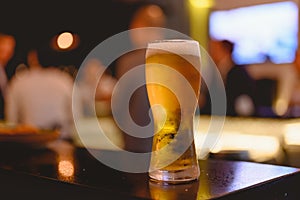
[2,0,299,118]
[2,0,300,168]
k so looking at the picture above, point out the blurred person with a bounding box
[247,56,298,117]
[201,39,257,116]
[59,65,78,80]
[5,50,75,139]
[14,49,42,76]
[114,4,167,152]
[73,57,124,149]
[0,33,16,120]
[115,4,166,78]
[72,59,125,150]
[27,49,41,68]
[75,58,117,117]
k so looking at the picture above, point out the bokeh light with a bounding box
[57,32,74,50]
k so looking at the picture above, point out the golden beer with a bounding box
[146,39,201,183]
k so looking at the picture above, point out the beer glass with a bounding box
[145,39,201,183]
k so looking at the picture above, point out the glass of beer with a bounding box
[145,39,201,183]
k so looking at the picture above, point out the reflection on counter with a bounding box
[47,140,76,182]
[149,180,199,200]
[58,160,74,179]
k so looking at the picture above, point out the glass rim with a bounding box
[146,39,200,57]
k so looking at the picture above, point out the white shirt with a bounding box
[0,65,7,97]
[5,67,75,138]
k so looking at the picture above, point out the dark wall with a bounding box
[0,0,150,77]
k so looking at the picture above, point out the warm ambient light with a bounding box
[189,0,214,8]
[57,32,74,49]
[58,160,74,178]
[195,130,280,162]
[211,133,280,161]
[284,122,300,146]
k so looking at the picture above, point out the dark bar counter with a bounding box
[0,140,300,200]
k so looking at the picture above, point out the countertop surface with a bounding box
[0,139,300,200]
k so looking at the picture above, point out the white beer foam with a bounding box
[146,39,200,58]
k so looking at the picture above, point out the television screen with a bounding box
[209,1,298,65]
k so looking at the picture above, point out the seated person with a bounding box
[5,51,74,139]
[74,58,117,117]
[0,33,16,120]
[247,58,297,117]
[200,39,257,116]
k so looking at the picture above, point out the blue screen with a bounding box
[209,1,298,65]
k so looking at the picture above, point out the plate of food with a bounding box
[0,123,60,145]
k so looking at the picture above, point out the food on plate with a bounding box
[0,124,39,135]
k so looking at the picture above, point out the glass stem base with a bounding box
[149,165,200,184]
